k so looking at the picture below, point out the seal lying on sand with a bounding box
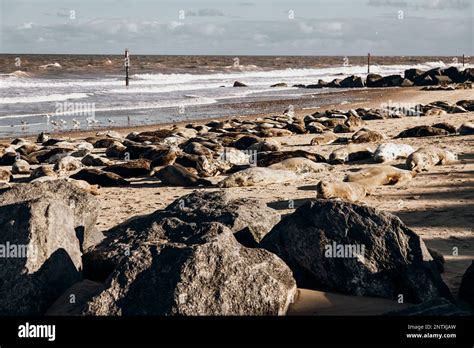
[459,122,474,135]
[154,164,212,187]
[373,143,414,163]
[218,167,297,187]
[351,128,385,143]
[269,157,331,174]
[396,125,449,138]
[406,147,457,172]
[257,150,326,167]
[310,132,339,145]
[71,168,130,187]
[329,144,374,164]
[316,180,367,203]
[344,165,415,187]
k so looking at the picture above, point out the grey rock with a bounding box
[0,198,82,315]
[459,261,474,306]
[83,225,296,315]
[261,200,452,303]
[83,190,281,280]
[0,179,102,251]
[46,280,105,315]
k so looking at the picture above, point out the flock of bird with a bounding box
[16,114,116,131]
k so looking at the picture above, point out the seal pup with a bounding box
[329,144,374,164]
[373,143,414,163]
[406,147,457,172]
[154,164,212,187]
[316,180,367,203]
[217,167,297,188]
[344,165,415,187]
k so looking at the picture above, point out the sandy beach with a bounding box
[2,85,472,315]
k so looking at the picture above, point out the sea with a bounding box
[0,55,471,137]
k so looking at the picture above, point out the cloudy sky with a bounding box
[0,0,472,55]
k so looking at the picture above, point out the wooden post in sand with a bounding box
[125,48,130,86]
[367,53,371,74]
[462,54,465,67]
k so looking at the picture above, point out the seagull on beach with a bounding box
[72,119,80,128]
[107,118,115,125]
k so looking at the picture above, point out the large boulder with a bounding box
[165,190,281,246]
[261,200,452,304]
[46,280,105,315]
[0,180,102,250]
[459,261,474,306]
[463,68,474,82]
[82,225,297,315]
[83,190,280,280]
[340,75,364,88]
[0,198,82,315]
[366,73,383,87]
[441,66,465,83]
[404,68,425,82]
[384,298,470,316]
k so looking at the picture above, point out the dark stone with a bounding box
[0,198,82,315]
[0,180,102,251]
[83,225,296,315]
[366,74,383,87]
[459,261,474,306]
[233,81,247,87]
[404,69,425,82]
[261,200,452,303]
[340,75,364,88]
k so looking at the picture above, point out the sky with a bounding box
[0,0,472,55]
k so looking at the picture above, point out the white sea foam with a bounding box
[0,93,91,104]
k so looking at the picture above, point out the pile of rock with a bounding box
[2,180,471,315]
[299,66,474,89]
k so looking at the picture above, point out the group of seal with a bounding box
[0,99,471,199]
